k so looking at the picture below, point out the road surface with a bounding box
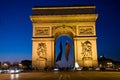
[0,71,120,80]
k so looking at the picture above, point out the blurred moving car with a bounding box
[9,67,22,74]
[0,69,9,73]
[53,67,59,71]
[9,69,20,74]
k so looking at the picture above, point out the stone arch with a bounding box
[53,26,75,65]
[31,6,98,69]
[52,25,76,39]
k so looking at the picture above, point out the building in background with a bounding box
[98,55,120,70]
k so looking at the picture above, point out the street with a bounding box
[0,71,120,80]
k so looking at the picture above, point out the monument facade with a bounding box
[30,6,98,69]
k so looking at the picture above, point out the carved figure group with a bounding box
[81,41,92,57]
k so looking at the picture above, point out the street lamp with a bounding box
[3,63,8,69]
[19,63,23,69]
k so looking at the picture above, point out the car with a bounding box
[53,67,59,71]
[9,69,20,74]
[0,69,9,73]
[0,70,2,73]
[95,68,100,71]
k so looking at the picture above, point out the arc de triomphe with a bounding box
[30,6,98,69]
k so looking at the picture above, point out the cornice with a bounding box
[32,6,96,10]
[30,14,98,23]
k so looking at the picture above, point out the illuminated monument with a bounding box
[30,6,98,69]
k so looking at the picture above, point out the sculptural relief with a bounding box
[36,43,47,60]
[35,27,50,36]
[81,41,92,60]
[52,25,76,34]
[78,26,94,35]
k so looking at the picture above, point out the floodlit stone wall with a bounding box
[30,6,98,69]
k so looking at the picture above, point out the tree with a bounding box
[21,60,32,71]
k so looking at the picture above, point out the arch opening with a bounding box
[55,36,74,68]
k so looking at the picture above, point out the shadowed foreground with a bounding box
[0,71,120,80]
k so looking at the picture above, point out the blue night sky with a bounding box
[0,0,120,63]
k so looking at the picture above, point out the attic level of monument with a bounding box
[32,6,96,15]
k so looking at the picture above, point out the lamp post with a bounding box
[0,62,1,69]
[19,63,23,69]
[3,63,8,70]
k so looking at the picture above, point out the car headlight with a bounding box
[10,70,15,73]
[15,70,20,73]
